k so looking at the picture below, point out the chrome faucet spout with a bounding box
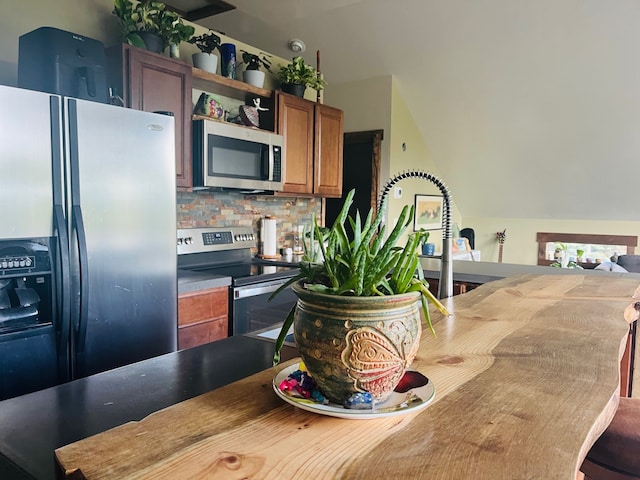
[378,170,453,299]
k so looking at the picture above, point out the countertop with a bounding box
[176,254,304,294]
[0,336,297,480]
[52,274,640,479]
[177,269,231,294]
[419,257,640,285]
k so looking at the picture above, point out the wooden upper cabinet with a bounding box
[107,44,193,189]
[277,93,314,194]
[276,92,343,197]
[314,104,344,197]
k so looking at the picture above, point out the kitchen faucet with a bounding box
[379,170,453,299]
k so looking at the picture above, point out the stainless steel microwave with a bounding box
[192,119,284,192]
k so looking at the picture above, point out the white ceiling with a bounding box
[194,0,640,222]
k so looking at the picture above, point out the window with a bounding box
[536,232,637,268]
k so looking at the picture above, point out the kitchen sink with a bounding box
[251,324,295,345]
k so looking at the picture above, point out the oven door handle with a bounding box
[234,281,289,299]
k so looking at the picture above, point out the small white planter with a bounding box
[242,70,265,88]
[192,53,218,74]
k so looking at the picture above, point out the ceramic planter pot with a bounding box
[138,31,163,54]
[292,281,422,404]
[281,83,306,97]
[243,69,265,88]
[192,52,218,74]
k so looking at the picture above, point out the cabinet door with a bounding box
[314,104,344,198]
[277,93,314,194]
[178,287,229,349]
[126,47,193,189]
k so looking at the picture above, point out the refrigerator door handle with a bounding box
[54,205,71,366]
[49,95,71,360]
[50,95,72,382]
[67,99,90,355]
[71,205,89,353]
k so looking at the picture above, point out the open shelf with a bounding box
[191,67,272,100]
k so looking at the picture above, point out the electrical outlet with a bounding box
[393,187,403,199]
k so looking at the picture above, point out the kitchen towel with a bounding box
[262,216,277,257]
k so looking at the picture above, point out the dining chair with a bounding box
[581,397,640,480]
[581,302,640,480]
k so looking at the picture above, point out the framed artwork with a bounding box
[413,194,444,231]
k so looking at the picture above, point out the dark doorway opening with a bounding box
[325,130,383,230]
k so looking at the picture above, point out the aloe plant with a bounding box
[272,189,449,364]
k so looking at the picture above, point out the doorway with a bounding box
[325,130,383,229]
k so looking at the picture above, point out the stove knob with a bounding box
[8,260,14,268]
[185,237,193,245]
[25,258,32,267]
[19,259,26,267]
[1,261,7,269]
[177,238,183,245]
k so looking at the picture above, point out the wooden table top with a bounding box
[54,274,640,479]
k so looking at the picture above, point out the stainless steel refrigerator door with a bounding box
[0,86,71,398]
[0,85,56,239]
[66,98,177,378]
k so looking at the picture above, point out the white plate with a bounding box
[273,363,436,419]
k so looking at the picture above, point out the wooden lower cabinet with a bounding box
[178,287,229,350]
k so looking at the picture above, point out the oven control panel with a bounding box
[177,227,256,255]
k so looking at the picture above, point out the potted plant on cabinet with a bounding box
[272,189,449,405]
[240,50,272,88]
[112,0,194,55]
[165,19,195,58]
[276,56,326,97]
[189,30,222,74]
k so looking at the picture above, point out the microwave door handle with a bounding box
[263,145,273,181]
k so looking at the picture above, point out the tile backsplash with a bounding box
[177,191,322,251]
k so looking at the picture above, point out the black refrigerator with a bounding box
[0,85,177,400]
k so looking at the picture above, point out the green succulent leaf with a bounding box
[270,188,450,364]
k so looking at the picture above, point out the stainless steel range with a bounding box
[177,227,299,336]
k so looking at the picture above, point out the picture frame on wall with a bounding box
[414,194,443,231]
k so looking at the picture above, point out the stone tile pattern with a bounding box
[177,191,321,252]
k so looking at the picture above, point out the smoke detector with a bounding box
[288,39,306,53]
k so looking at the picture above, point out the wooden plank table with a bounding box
[54,274,640,479]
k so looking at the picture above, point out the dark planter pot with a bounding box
[138,31,163,54]
[281,83,306,97]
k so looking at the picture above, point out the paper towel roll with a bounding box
[261,216,278,257]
